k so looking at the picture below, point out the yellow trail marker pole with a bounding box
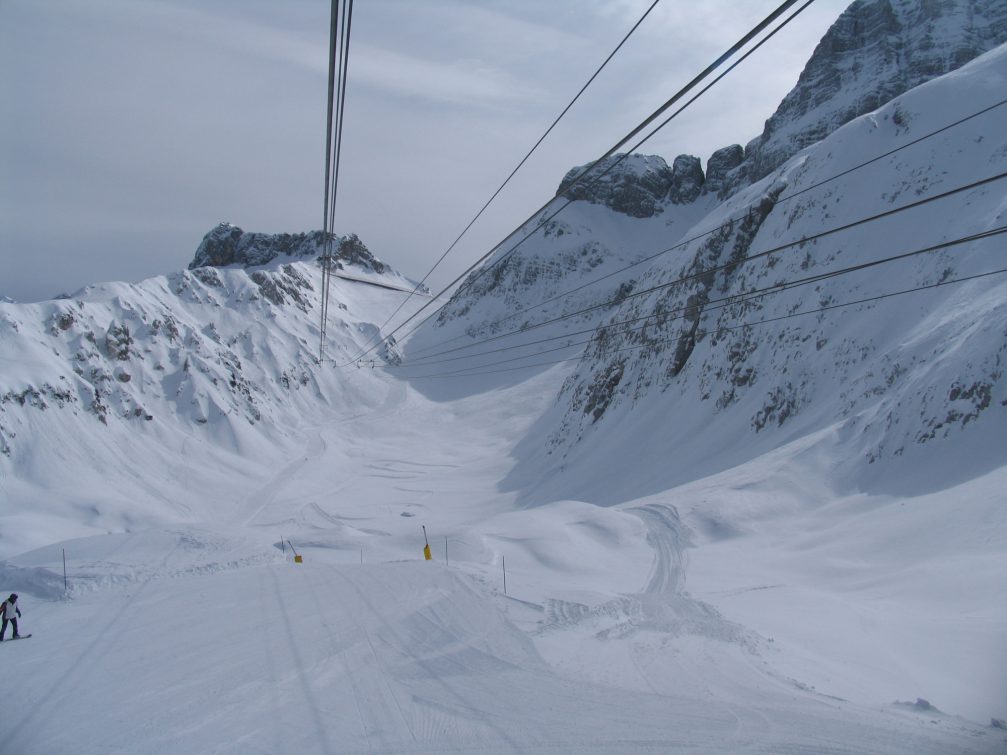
[289,540,303,563]
[422,526,432,561]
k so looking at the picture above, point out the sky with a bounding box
[1,0,850,303]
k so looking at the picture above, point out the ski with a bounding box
[1,634,32,642]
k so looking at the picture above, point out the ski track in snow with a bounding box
[0,370,1002,752]
[5,44,1007,750]
[241,430,328,527]
[631,503,756,647]
[1,433,1001,752]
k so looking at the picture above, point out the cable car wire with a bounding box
[393,170,1007,367]
[341,0,813,366]
[403,96,1007,361]
[319,0,355,362]
[371,0,665,341]
[390,224,1006,375]
[396,257,1007,380]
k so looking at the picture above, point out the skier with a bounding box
[0,593,21,640]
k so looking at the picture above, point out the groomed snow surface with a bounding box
[2,368,1004,754]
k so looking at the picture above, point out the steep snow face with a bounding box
[416,2,1007,386]
[744,0,1007,183]
[0,250,418,556]
[407,28,1007,505]
[530,45,1007,504]
[402,197,717,382]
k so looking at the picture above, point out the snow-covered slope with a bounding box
[411,42,1007,509]
[7,540,995,753]
[526,45,1007,504]
[3,1,1007,751]
[555,44,1002,499]
[0,232,417,557]
[3,370,1003,751]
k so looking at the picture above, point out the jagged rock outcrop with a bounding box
[667,155,705,204]
[557,2,1007,222]
[557,154,705,218]
[190,223,326,268]
[189,223,389,275]
[742,0,1007,183]
[703,145,745,199]
[557,154,673,218]
[335,234,389,274]
[560,184,782,429]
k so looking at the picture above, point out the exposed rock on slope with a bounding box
[0,227,424,546]
[704,145,745,199]
[416,0,1007,501]
[742,0,1007,184]
[190,222,389,276]
[555,0,1007,215]
[557,153,705,218]
[0,233,412,463]
[543,46,1007,500]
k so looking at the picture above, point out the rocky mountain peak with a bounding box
[557,153,671,218]
[668,155,705,204]
[556,153,705,218]
[189,223,388,275]
[743,0,1007,182]
[554,1,1007,214]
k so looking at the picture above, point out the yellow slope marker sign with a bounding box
[422,525,432,561]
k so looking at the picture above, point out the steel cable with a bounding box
[403,97,1007,361]
[341,0,812,365]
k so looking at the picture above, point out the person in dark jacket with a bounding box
[0,593,22,640]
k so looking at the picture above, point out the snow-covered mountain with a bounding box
[3,1,1007,750]
[409,1,1007,507]
[539,49,1007,503]
[0,229,418,555]
[745,0,1007,184]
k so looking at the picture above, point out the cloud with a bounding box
[34,0,329,74]
[352,44,543,109]
[1,0,854,302]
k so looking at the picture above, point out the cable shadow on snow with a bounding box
[266,567,337,755]
[3,542,185,751]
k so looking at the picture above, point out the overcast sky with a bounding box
[1,0,850,302]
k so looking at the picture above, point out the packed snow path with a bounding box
[2,372,1004,752]
[2,551,994,754]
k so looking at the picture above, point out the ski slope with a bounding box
[3,13,1007,754]
[2,371,1003,753]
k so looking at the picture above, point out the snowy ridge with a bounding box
[410,197,717,372]
[0,250,416,557]
[416,44,1007,505]
[536,45,1007,502]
